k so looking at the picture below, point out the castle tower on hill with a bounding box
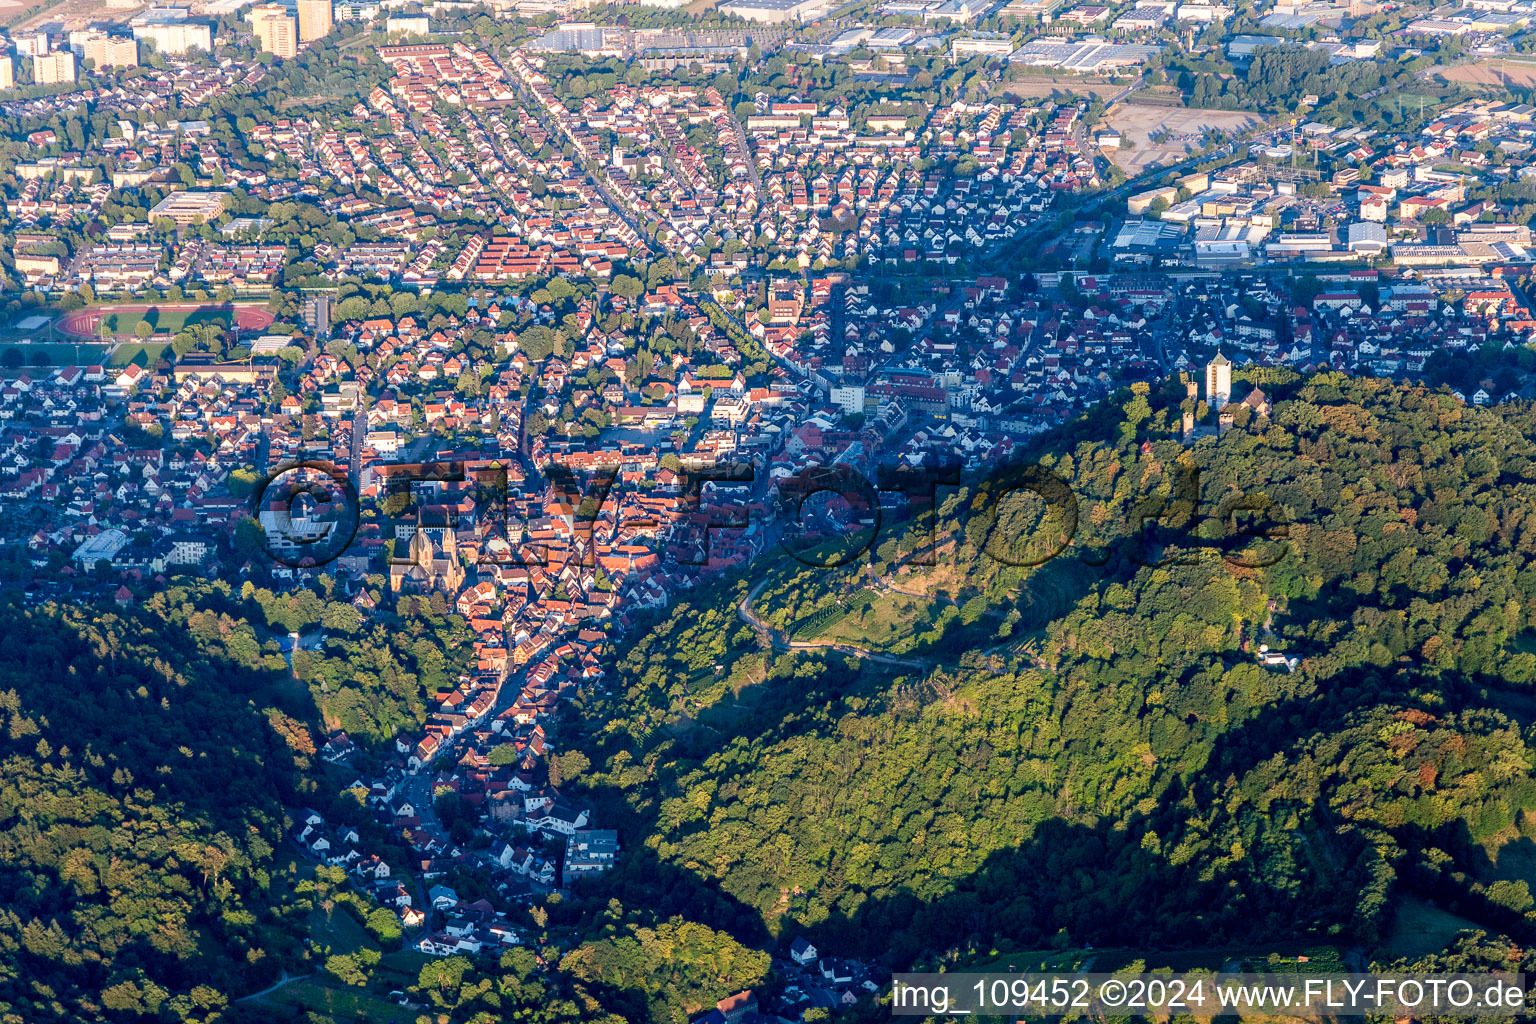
[1206,351,1231,411]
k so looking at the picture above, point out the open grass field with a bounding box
[1379,896,1482,961]
[306,904,376,957]
[1477,817,1536,884]
[967,943,1346,975]
[819,590,941,652]
[250,852,424,1022]
[1105,104,1261,174]
[101,308,228,336]
[253,977,412,1023]
[270,852,381,956]
[107,342,168,368]
[967,948,1093,973]
[374,951,433,988]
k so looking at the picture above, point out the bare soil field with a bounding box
[14,0,142,30]
[1441,60,1536,90]
[1105,104,1261,174]
[997,77,1124,100]
[1000,82,1119,100]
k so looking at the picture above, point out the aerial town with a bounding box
[1,0,1535,1019]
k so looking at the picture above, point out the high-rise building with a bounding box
[296,0,334,42]
[79,33,139,70]
[0,56,13,91]
[1205,351,1231,411]
[33,51,76,85]
[12,33,47,58]
[250,4,298,58]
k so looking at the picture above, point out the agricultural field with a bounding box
[1104,104,1262,174]
[998,79,1125,101]
[813,589,936,647]
[1440,59,1536,91]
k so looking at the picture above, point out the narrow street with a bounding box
[348,391,368,492]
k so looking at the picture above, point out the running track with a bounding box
[55,303,275,339]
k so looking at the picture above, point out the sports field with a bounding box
[108,343,169,367]
[56,303,275,340]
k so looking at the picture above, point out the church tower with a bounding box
[409,525,433,571]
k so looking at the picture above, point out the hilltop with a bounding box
[561,372,1536,975]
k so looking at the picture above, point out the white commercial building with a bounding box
[1347,221,1388,256]
[830,384,866,415]
[719,0,829,22]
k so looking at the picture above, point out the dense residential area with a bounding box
[2,0,1536,1022]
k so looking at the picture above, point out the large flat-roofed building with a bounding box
[952,34,1016,55]
[149,190,229,226]
[719,0,828,22]
[1010,36,1160,70]
[0,56,13,90]
[1347,221,1388,256]
[131,8,214,54]
[385,13,431,34]
[1000,0,1060,17]
[73,528,130,569]
[334,1,380,19]
[529,23,626,55]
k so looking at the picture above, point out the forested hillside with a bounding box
[568,374,1536,971]
[0,585,769,1024]
[0,595,302,1023]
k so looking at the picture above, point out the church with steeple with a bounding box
[389,520,466,594]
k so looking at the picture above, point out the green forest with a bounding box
[0,596,300,1023]
[562,374,1536,984]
